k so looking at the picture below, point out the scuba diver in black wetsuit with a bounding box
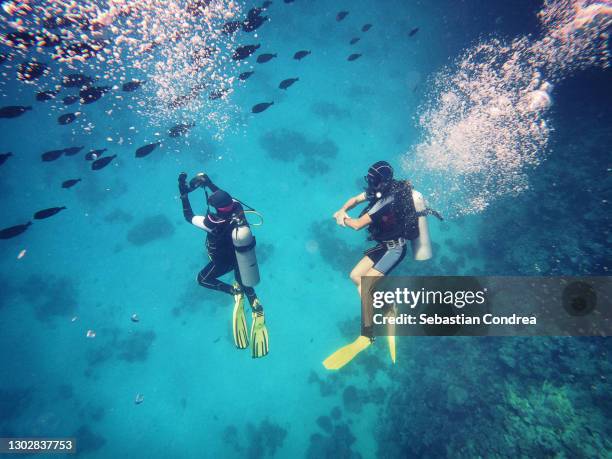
[323,161,443,370]
[178,172,269,358]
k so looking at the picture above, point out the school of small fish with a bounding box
[0,0,422,240]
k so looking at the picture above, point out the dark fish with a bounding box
[122,80,145,92]
[135,142,160,158]
[36,90,58,102]
[39,33,61,48]
[257,53,277,63]
[192,82,207,92]
[350,37,360,45]
[0,222,32,239]
[63,146,84,156]
[0,106,31,118]
[62,73,94,88]
[85,148,107,161]
[41,149,64,162]
[92,154,117,170]
[186,0,211,15]
[243,15,268,32]
[408,27,419,37]
[262,1,272,7]
[362,24,372,32]
[239,71,255,81]
[347,53,362,61]
[34,207,66,220]
[43,15,68,29]
[4,31,36,47]
[57,41,102,61]
[336,11,349,21]
[284,0,294,3]
[62,178,81,189]
[252,102,274,113]
[168,123,195,138]
[279,77,299,90]
[167,87,204,108]
[0,53,8,65]
[79,86,110,104]
[58,113,77,125]
[209,89,228,100]
[63,95,79,105]
[293,50,311,60]
[222,21,242,34]
[192,46,218,64]
[247,7,263,17]
[168,94,192,109]
[0,152,13,166]
[17,61,48,81]
[232,44,261,61]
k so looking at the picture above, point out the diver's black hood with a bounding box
[365,160,394,196]
[208,190,233,209]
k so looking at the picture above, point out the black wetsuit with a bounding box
[180,179,258,305]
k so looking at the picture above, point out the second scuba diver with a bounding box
[178,172,269,358]
[323,161,443,370]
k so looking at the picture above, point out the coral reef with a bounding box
[258,129,338,177]
[245,419,288,459]
[126,215,175,246]
[73,425,106,454]
[375,337,611,458]
[310,220,363,274]
[18,274,78,321]
[0,388,32,424]
[85,327,156,369]
[306,421,360,459]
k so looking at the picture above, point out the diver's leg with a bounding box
[366,245,407,360]
[349,256,375,297]
[233,264,269,358]
[233,264,259,310]
[323,252,384,370]
[197,259,235,295]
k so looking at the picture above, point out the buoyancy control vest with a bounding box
[365,180,420,242]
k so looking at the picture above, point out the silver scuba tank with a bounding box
[411,189,433,261]
[232,222,260,287]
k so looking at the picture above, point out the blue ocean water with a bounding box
[0,0,610,457]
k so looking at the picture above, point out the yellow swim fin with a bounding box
[388,335,396,364]
[250,300,269,358]
[323,336,372,370]
[232,285,248,349]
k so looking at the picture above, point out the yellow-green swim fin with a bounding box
[232,286,248,349]
[250,300,269,358]
[388,335,396,364]
[323,336,372,370]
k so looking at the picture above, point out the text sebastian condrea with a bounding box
[373,314,537,326]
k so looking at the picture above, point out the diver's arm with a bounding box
[344,212,372,231]
[341,192,367,212]
[179,173,212,231]
[204,175,219,193]
[333,192,367,226]
[191,215,213,232]
[179,173,195,222]
[181,194,195,223]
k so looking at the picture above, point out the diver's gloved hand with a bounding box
[178,172,189,197]
[190,172,211,189]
